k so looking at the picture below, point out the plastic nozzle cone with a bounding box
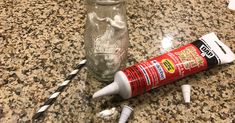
[181,85,191,103]
[118,105,133,123]
[228,0,235,10]
[93,82,119,98]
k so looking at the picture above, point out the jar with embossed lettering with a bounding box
[84,0,129,81]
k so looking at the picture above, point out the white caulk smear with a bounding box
[160,35,174,54]
[88,12,105,24]
[106,15,125,29]
[97,107,118,120]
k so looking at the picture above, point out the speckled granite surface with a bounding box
[0,0,235,122]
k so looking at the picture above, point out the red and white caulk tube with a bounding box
[93,32,235,99]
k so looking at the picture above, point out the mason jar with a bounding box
[84,0,129,81]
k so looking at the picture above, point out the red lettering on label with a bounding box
[122,44,208,97]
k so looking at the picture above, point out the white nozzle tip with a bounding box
[92,92,99,99]
[181,85,191,103]
[228,0,235,10]
[92,82,119,99]
[118,105,133,123]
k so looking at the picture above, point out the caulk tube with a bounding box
[93,32,235,99]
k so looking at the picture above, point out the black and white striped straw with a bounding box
[32,59,87,120]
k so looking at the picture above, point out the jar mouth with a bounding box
[87,0,124,5]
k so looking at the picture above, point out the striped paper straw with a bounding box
[32,59,87,120]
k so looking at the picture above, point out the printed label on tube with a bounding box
[123,40,219,97]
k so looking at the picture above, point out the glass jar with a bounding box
[84,0,129,81]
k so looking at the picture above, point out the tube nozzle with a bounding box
[93,82,119,98]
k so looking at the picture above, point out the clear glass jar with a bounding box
[84,0,129,81]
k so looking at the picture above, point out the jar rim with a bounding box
[87,0,125,5]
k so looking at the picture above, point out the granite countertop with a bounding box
[0,0,235,122]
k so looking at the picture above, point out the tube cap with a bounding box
[181,85,191,103]
[118,105,133,123]
[228,0,235,10]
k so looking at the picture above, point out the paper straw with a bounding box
[32,59,87,120]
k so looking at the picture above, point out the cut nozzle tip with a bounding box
[118,105,133,123]
[181,84,191,103]
[92,82,119,99]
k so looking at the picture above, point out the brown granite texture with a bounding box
[0,0,235,122]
